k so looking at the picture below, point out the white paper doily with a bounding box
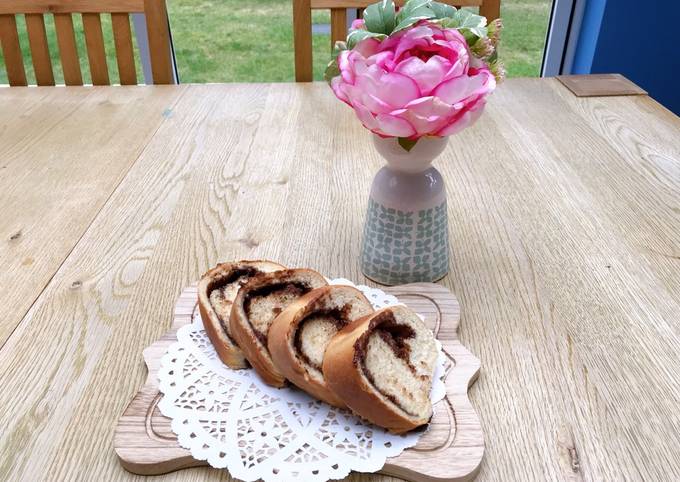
[157,278,447,482]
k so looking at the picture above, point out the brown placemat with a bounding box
[557,73,647,97]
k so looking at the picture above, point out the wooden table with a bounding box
[1,79,679,481]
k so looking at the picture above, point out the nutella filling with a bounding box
[208,266,260,335]
[354,311,416,364]
[244,282,311,345]
[294,307,351,370]
[354,311,419,413]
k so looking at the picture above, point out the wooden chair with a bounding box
[0,0,174,86]
[293,0,500,82]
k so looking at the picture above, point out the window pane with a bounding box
[167,0,553,82]
[500,0,552,77]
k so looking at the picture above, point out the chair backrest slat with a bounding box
[479,0,500,22]
[25,13,55,85]
[311,0,481,7]
[54,13,83,85]
[0,14,28,86]
[111,13,137,85]
[143,0,173,84]
[293,0,313,82]
[0,1,145,15]
[294,0,499,81]
[82,13,110,85]
[1,0,173,86]
[330,8,346,46]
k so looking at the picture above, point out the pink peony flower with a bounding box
[330,21,496,139]
[350,18,365,30]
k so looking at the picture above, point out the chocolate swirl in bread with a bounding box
[198,260,284,369]
[268,285,374,407]
[230,269,328,387]
[323,305,437,433]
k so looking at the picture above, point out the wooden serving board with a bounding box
[114,283,484,481]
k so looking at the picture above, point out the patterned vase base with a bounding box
[361,198,449,286]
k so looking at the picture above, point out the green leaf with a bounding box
[452,9,488,38]
[440,9,488,45]
[324,59,340,83]
[346,29,387,49]
[398,137,419,152]
[393,0,435,32]
[430,1,456,19]
[462,29,482,46]
[332,40,347,57]
[393,9,435,32]
[363,0,396,35]
[455,9,487,28]
[487,49,498,64]
[397,0,432,21]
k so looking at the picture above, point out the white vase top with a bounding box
[372,134,448,174]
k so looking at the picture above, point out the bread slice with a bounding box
[198,260,285,368]
[230,269,328,387]
[268,285,374,407]
[323,305,438,433]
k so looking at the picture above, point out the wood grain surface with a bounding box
[556,74,647,97]
[114,283,483,481]
[0,86,185,349]
[0,79,678,481]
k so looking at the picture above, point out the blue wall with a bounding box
[571,0,680,114]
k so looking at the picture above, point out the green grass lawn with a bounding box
[0,0,550,84]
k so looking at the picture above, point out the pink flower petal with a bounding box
[395,55,450,96]
[395,109,448,136]
[433,69,495,105]
[355,38,381,57]
[367,51,395,71]
[341,83,361,105]
[405,96,459,117]
[331,76,350,104]
[442,28,468,44]
[374,113,417,137]
[352,100,379,131]
[338,50,351,71]
[432,39,468,66]
[372,72,421,108]
[390,26,435,60]
[338,51,355,84]
[443,58,468,81]
[436,99,487,136]
[354,67,381,98]
[363,93,394,114]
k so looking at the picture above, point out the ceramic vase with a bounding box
[361,134,449,285]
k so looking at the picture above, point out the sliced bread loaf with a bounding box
[198,260,284,368]
[268,285,374,407]
[230,269,328,387]
[323,305,438,433]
